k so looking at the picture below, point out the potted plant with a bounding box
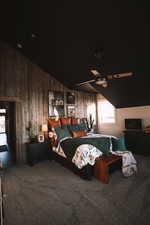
[27,122,37,142]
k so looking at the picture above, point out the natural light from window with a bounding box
[0,115,7,146]
[99,99,116,123]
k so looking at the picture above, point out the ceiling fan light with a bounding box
[102,82,108,88]
[95,78,106,85]
[95,78,108,87]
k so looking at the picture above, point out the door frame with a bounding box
[0,97,24,163]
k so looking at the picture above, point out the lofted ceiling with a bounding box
[0,0,149,108]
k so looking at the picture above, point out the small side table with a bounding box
[26,141,52,166]
[94,154,122,183]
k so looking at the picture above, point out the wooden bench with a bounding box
[94,154,122,183]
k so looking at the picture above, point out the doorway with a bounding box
[0,101,16,167]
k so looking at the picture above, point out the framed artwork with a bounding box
[48,91,65,117]
[66,92,75,104]
[37,134,44,142]
[67,105,75,117]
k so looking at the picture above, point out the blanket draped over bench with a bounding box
[110,150,137,177]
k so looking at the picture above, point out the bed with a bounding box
[48,117,124,180]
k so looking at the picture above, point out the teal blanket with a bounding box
[60,137,111,159]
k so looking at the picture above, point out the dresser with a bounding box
[124,130,150,156]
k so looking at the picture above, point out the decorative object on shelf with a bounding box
[82,114,94,132]
[66,92,75,104]
[67,105,75,117]
[48,91,65,117]
[48,131,54,138]
[37,134,44,143]
[144,125,150,133]
[26,121,37,142]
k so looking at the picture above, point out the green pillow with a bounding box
[68,124,88,132]
[111,137,118,151]
[54,126,71,141]
[77,123,88,131]
[69,124,79,131]
[112,136,127,151]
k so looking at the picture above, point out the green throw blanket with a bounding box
[60,137,111,159]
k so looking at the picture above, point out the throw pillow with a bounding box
[48,119,60,128]
[54,126,71,141]
[117,136,127,151]
[72,130,87,138]
[60,117,71,126]
[71,117,79,124]
[112,136,127,151]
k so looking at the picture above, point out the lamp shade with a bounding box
[42,124,48,132]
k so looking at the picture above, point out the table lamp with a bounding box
[42,124,48,140]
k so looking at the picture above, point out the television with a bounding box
[125,118,142,130]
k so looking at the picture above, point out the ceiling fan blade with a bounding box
[90,69,101,76]
[75,83,99,92]
[107,72,133,80]
[76,79,95,86]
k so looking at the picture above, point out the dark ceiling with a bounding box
[0,0,149,108]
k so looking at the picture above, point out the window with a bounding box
[0,115,6,133]
[99,100,116,123]
[0,108,7,146]
[0,109,6,113]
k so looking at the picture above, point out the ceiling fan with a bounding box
[76,48,133,88]
[76,69,133,88]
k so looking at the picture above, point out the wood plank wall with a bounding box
[0,42,97,163]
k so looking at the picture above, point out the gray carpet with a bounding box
[2,155,150,225]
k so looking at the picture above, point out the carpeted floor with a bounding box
[1,155,150,225]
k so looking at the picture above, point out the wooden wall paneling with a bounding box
[0,42,97,163]
[43,73,50,123]
[0,46,4,95]
[33,66,39,135]
[15,102,24,162]
[24,61,30,143]
[22,63,29,143]
[0,45,7,96]
[15,51,25,97]
[27,63,35,137]
[37,73,43,129]
[35,69,43,133]
[5,47,17,97]
[75,91,86,118]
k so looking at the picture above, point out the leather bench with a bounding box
[94,154,122,183]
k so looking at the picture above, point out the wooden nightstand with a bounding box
[26,141,52,166]
[94,155,122,183]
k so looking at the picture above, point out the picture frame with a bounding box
[66,92,75,104]
[67,105,75,117]
[48,91,65,117]
[37,134,44,143]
